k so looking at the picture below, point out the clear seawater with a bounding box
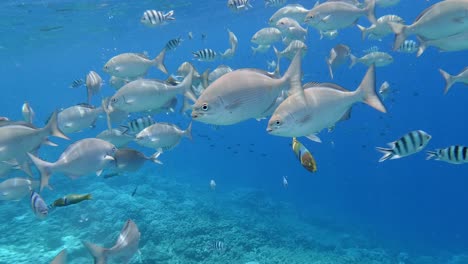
[1,0,468,263]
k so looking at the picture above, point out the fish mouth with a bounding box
[266,128,273,133]
[191,112,200,119]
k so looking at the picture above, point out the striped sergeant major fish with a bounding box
[140,10,175,27]
[192,49,217,62]
[30,190,48,220]
[376,130,432,162]
[165,37,182,51]
[212,241,226,252]
[120,116,156,135]
[70,79,84,88]
[265,0,287,7]
[397,40,418,54]
[227,0,252,11]
[427,145,468,164]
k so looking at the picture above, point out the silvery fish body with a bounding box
[274,40,307,60]
[57,104,103,134]
[83,220,141,264]
[103,50,167,78]
[85,71,103,103]
[209,65,233,84]
[109,76,140,90]
[389,0,468,49]
[220,29,238,59]
[96,128,134,148]
[269,4,310,25]
[275,17,307,42]
[112,148,162,173]
[135,122,192,151]
[251,44,271,54]
[427,145,468,164]
[326,44,351,79]
[350,51,393,68]
[305,0,377,31]
[141,10,175,27]
[378,81,391,100]
[417,31,468,57]
[30,191,48,220]
[107,73,193,114]
[28,138,117,191]
[267,65,386,138]
[0,177,39,201]
[438,67,468,95]
[251,27,282,45]
[320,29,339,39]
[357,14,404,40]
[376,130,432,162]
[191,53,302,126]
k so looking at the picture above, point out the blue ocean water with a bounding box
[1,0,468,263]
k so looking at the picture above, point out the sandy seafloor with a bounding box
[1,166,467,264]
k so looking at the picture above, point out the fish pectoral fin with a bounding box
[96,169,103,176]
[104,155,115,161]
[306,134,322,143]
[321,15,331,23]
[224,99,243,110]
[43,139,58,147]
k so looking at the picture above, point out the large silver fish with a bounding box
[0,177,39,201]
[389,0,468,50]
[83,219,140,264]
[251,27,282,45]
[349,51,393,68]
[191,53,302,125]
[56,104,103,134]
[103,49,168,78]
[416,31,468,57]
[269,4,310,25]
[439,67,468,95]
[96,128,134,148]
[135,122,192,151]
[28,138,117,191]
[275,17,308,43]
[305,0,376,31]
[357,14,404,40]
[267,65,386,138]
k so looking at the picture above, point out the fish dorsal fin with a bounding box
[303,82,350,92]
[414,5,434,23]
[76,103,95,108]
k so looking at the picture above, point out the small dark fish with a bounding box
[165,37,182,50]
[70,79,85,88]
[39,26,63,32]
[201,33,207,40]
[131,186,138,197]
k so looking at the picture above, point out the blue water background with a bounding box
[1,0,468,261]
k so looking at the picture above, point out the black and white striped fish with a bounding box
[427,145,468,164]
[120,116,156,135]
[140,10,175,27]
[30,190,48,220]
[265,0,287,7]
[165,37,182,51]
[227,0,252,11]
[192,49,217,62]
[70,79,84,88]
[212,241,226,252]
[397,40,419,54]
[376,130,432,162]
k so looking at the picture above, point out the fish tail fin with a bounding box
[184,122,193,140]
[349,53,358,68]
[438,68,455,95]
[325,56,334,79]
[356,24,367,40]
[153,48,168,74]
[282,51,303,97]
[84,194,93,200]
[388,22,408,51]
[357,65,387,113]
[164,10,175,20]
[44,111,69,140]
[27,153,53,192]
[149,151,163,165]
[376,147,393,162]
[201,68,210,89]
[426,150,438,160]
[101,97,113,130]
[83,241,108,264]
[416,37,427,57]
[364,0,377,24]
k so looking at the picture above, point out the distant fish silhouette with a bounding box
[83,219,141,264]
[131,186,138,197]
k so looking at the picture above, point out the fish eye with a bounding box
[201,103,209,111]
[112,147,116,152]
[111,98,118,103]
[275,120,281,126]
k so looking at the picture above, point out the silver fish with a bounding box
[273,40,307,60]
[275,17,307,42]
[208,65,233,85]
[193,49,218,62]
[416,31,468,57]
[251,27,282,45]
[111,148,162,174]
[191,53,302,125]
[268,4,310,25]
[220,29,238,59]
[28,138,117,191]
[251,44,271,54]
[267,65,386,138]
[427,145,468,164]
[305,0,377,31]
[326,44,351,79]
[439,67,468,95]
[320,29,339,39]
[109,76,137,90]
[22,102,35,124]
[378,81,391,100]
[350,51,393,68]
[357,14,404,40]
[56,104,103,134]
[50,249,67,264]
[103,49,168,78]
[30,190,48,220]
[135,122,192,151]
[389,0,468,50]
[85,71,103,103]
[96,128,134,148]
[83,219,141,264]
[376,130,432,162]
[0,177,39,201]
[141,10,175,27]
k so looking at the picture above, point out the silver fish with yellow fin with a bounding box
[292,137,318,173]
